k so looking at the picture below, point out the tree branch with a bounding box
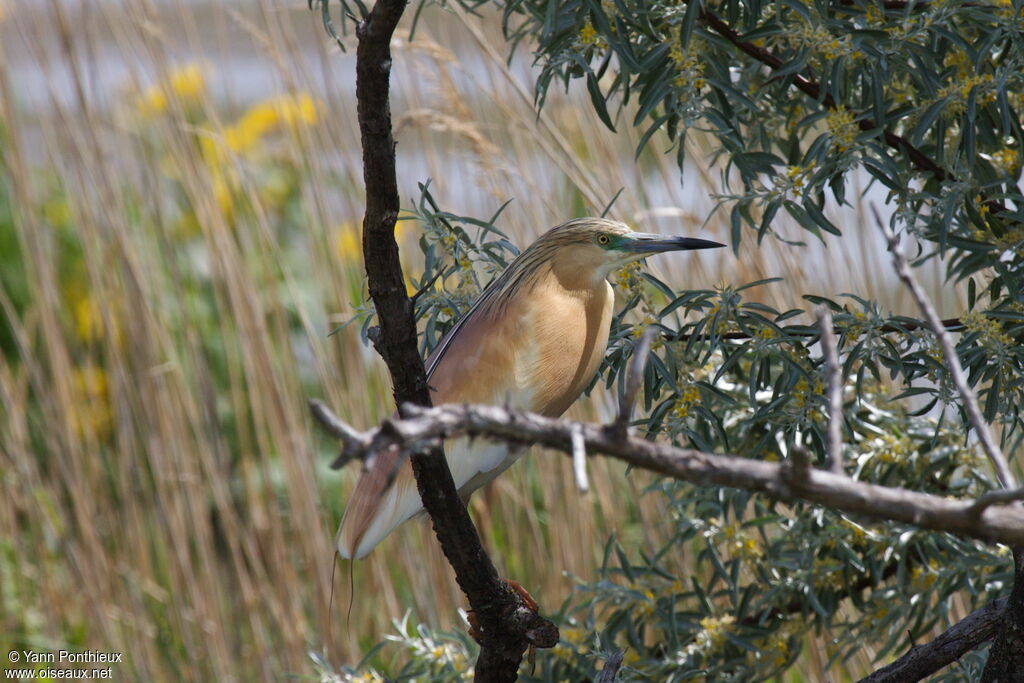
[816,307,845,475]
[669,316,964,342]
[879,212,1017,490]
[859,598,1008,682]
[346,1,556,677]
[309,400,1024,548]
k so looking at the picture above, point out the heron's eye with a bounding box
[597,234,610,245]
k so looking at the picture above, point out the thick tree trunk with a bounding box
[981,547,1024,682]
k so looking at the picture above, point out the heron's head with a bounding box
[537,217,725,281]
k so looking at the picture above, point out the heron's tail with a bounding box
[336,444,421,559]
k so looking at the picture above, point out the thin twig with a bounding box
[596,650,625,683]
[614,326,657,437]
[875,206,1018,489]
[571,423,589,493]
[969,486,1024,517]
[309,398,374,469]
[816,307,846,475]
[668,316,963,343]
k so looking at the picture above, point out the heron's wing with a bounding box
[336,297,530,559]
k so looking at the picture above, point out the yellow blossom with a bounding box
[335,224,362,264]
[826,107,858,151]
[672,384,701,419]
[579,21,599,46]
[990,147,1020,175]
[554,626,588,659]
[863,4,883,24]
[961,310,1012,347]
[136,63,206,118]
[224,93,320,154]
[697,614,735,651]
[70,364,113,439]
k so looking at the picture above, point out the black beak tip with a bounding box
[681,237,727,251]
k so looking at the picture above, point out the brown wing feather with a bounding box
[336,443,403,558]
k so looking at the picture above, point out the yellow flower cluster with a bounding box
[552,625,589,660]
[335,224,362,264]
[696,614,735,651]
[781,162,816,200]
[635,588,658,617]
[910,559,940,590]
[872,431,914,465]
[826,107,858,151]
[789,376,824,410]
[193,92,321,219]
[775,22,862,63]
[222,94,320,154]
[813,562,848,591]
[961,310,1013,348]
[989,147,1021,175]
[631,314,657,339]
[672,384,701,419]
[705,300,735,335]
[136,63,206,118]
[669,40,706,90]
[70,364,113,440]
[713,521,765,561]
[936,72,997,118]
[943,48,973,80]
[614,261,642,290]
[863,4,884,25]
[841,517,872,547]
[861,600,891,630]
[762,628,792,668]
[579,20,602,47]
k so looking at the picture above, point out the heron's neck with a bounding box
[544,250,615,295]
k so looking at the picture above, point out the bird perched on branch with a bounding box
[338,217,723,559]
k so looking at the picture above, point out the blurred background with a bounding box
[0,0,962,680]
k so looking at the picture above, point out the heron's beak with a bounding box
[622,232,726,253]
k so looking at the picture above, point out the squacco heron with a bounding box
[338,217,723,559]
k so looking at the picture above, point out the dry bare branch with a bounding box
[816,307,845,475]
[311,400,1024,548]
[877,208,1018,490]
[571,423,589,493]
[614,326,657,437]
